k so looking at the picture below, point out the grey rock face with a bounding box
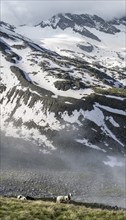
[77,44,93,53]
[54,79,87,91]
[73,26,101,42]
[0,21,15,31]
[38,13,121,39]
[109,16,126,26]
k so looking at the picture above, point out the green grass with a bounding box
[93,87,126,98]
[0,197,126,220]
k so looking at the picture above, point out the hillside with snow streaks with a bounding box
[0,14,126,167]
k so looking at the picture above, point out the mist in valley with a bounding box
[0,131,125,208]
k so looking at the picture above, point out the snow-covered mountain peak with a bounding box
[38,13,121,35]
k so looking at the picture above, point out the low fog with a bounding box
[0,132,125,208]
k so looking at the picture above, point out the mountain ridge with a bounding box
[37,13,123,35]
[0,13,126,164]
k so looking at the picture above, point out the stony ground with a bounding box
[0,168,125,208]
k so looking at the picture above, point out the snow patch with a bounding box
[76,138,106,152]
[96,103,126,116]
[2,122,56,152]
[84,105,125,147]
[62,110,82,126]
[106,116,120,127]
[103,156,124,167]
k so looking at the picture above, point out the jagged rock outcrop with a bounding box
[38,13,121,39]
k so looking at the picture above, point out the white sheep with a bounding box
[17,195,26,200]
[56,193,72,203]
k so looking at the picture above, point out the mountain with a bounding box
[1,13,126,208]
[38,13,121,37]
[38,13,125,33]
[0,13,126,170]
[16,13,126,77]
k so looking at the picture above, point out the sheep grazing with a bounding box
[17,195,26,200]
[56,193,72,203]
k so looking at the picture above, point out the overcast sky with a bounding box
[1,0,126,25]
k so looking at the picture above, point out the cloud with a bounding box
[1,0,126,25]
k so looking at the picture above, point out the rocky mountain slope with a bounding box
[0,13,126,170]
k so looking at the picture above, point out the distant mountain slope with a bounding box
[0,15,126,168]
[38,13,120,35]
[16,13,126,85]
